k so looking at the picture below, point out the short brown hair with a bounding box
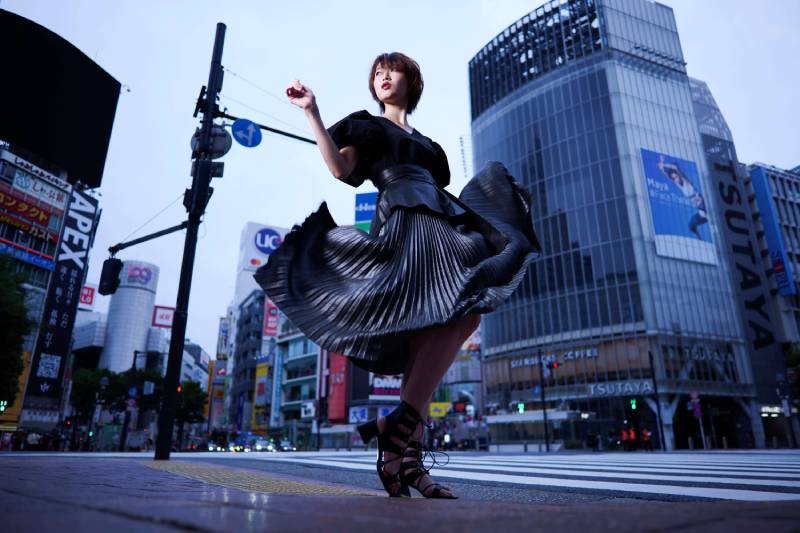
[369,52,424,114]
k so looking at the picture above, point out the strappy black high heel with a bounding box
[400,437,456,499]
[356,401,421,497]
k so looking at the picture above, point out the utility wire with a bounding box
[119,192,184,243]
[220,93,311,137]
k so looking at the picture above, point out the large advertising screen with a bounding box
[640,148,716,265]
[750,166,796,296]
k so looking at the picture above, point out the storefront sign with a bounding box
[0,238,55,270]
[327,352,348,422]
[78,283,96,310]
[12,169,69,210]
[26,188,98,400]
[0,210,58,243]
[263,298,279,336]
[429,402,452,418]
[0,150,71,191]
[0,182,52,226]
[511,347,598,369]
[587,380,653,397]
[152,305,175,328]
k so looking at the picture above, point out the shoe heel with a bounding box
[357,419,379,443]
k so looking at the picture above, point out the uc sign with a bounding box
[255,228,282,255]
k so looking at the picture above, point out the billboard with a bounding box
[750,166,796,296]
[327,352,348,422]
[152,305,175,328]
[216,316,230,360]
[121,261,158,292]
[368,372,402,401]
[355,191,378,233]
[78,283,96,310]
[26,188,98,401]
[640,148,716,265]
[263,298,279,337]
[238,223,288,273]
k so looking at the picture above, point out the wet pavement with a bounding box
[2,455,799,532]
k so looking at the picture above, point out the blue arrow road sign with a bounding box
[232,118,262,148]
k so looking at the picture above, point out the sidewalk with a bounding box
[1,456,799,532]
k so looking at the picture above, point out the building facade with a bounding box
[470,0,760,449]
[690,77,799,447]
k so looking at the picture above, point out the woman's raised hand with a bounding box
[286,80,316,111]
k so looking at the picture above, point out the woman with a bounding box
[255,52,540,498]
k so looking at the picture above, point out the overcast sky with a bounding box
[3,0,798,358]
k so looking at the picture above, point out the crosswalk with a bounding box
[265,450,800,502]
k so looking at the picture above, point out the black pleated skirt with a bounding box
[254,161,540,375]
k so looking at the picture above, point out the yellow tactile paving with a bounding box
[141,460,378,496]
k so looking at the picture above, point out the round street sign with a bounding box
[232,118,262,148]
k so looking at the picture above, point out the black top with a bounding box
[326,110,450,189]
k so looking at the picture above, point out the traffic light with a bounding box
[550,362,558,370]
[630,398,637,410]
[88,430,94,437]
[177,385,182,394]
[517,402,525,414]
[98,257,123,295]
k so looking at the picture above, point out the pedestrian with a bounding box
[628,428,637,451]
[642,428,652,451]
[620,428,629,451]
[258,52,540,499]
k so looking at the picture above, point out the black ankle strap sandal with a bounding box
[400,438,457,499]
[373,401,422,497]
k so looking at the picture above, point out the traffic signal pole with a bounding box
[538,349,550,452]
[155,23,226,461]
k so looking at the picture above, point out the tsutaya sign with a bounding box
[588,380,653,397]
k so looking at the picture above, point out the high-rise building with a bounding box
[470,0,761,450]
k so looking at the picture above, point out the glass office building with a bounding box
[470,0,761,449]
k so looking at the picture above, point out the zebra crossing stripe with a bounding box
[282,457,800,502]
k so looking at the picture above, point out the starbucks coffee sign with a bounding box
[588,380,653,397]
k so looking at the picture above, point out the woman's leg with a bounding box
[378,314,481,480]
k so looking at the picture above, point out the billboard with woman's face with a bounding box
[640,148,717,265]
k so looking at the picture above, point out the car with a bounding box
[277,440,297,452]
[254,438,276,452]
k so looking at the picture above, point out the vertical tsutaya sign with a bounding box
[26,189,98,400]
[750,166,796,296]
[640,148,716,265]
[354,191,378,233]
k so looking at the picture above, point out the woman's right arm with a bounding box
[287,80,357,181]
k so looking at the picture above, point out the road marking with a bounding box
[283,458,800,501]
[141,460,378,497]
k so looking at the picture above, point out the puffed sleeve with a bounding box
[431,141,451,188]
[326,110,382,188]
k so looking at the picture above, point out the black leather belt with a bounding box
[375,164,436,191]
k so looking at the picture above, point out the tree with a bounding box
[69,368,164,423]
[174,380,207,449]
[0,255,34,407]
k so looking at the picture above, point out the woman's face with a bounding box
[373,64,408,109]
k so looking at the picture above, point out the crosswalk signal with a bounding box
[630,398,637,410]
[517,402,525,414]
[0,400,7,412]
